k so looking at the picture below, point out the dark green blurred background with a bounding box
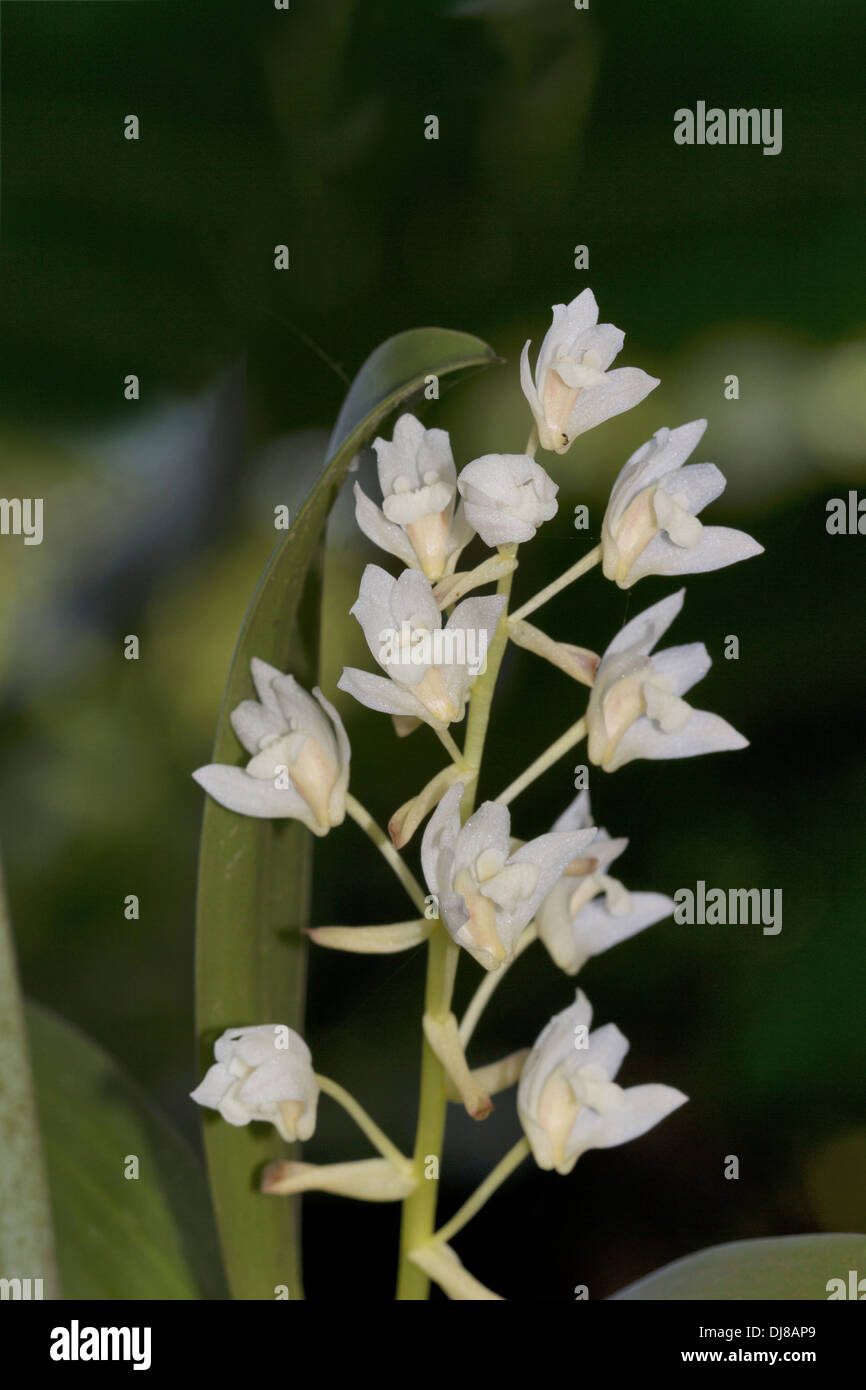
[1,0,864,1300]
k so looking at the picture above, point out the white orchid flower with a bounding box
[520,289,659,455]
[517,990,687,1174]
[354,413,474,581]
[536,792,675,974]
[456,453,558,546]
[421,783,597,970]
[338,565,505,729]
[193,660,350,834]
[601,420,764,588]
[586,590,748,772]
[191,1025,319,1143]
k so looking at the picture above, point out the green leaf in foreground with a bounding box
[195,328,498,1300]
[27,1002,225,1300]
[611,1233,866,1300]
[0,855,58,1297]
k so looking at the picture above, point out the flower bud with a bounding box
[457,453,558,546]
[191,1024,319,1142]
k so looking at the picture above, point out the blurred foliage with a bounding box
[0,0,864,1300]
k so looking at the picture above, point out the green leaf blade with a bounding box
[27,1002,225,1300]
[195,327,497,1300]
[0,857,58,1297]
[610,1233,866,1301]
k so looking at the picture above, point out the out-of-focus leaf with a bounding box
[0,855,57,1297]
[195,328,498,1299]
[27,1002,225,1300]
[610,1233,866,1301]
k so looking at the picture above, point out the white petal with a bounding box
[239,1057,311,1109]
[219,1023,307,1068]
[269,678,336,766]
[657,460,726,514]
[520,339,542,415]
[574,1021,630,1083]
[229,700,286,755]
[417,426,456,488]
[390,567,442,632]
[574,321,625,372]
[461,500,547,542]
[190,1062,233,1110]
[454,799,511,875]
[509,830,599,930]
[459,502,540,547]
[650,642,712,697]
[249,657,286,717]
[373,413,426,493]
[608,708,749,770]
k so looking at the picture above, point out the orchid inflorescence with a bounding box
[192,289,763,1300]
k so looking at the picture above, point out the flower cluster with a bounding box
[191,289,762,1300]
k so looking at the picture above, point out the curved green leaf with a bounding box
[195,328,497,1300]
[26,1002,225,1300]
[611,1233,866,1301]
[0,856,58,1297]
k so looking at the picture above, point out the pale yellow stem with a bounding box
[509,543,602,624]
[434,726,469,769]
[432,1137,531,1247]
[495,717,587,807]
[345,793,428,915]
[314,1074,413,1174]
[458,924,538,1048]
